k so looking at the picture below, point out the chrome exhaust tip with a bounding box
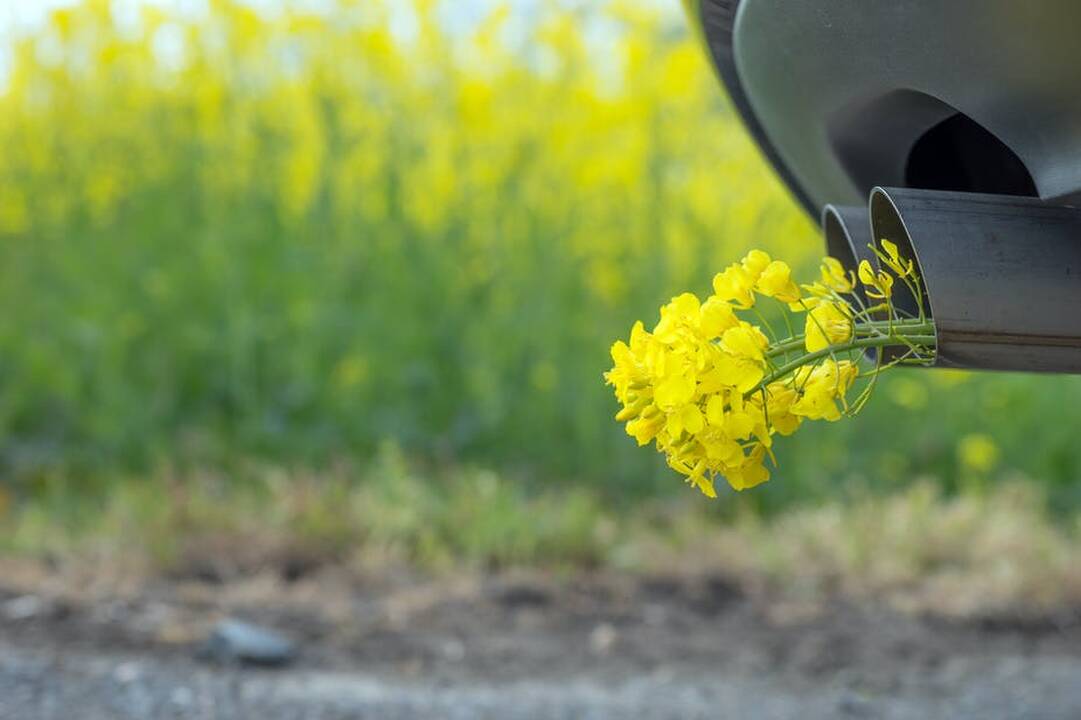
[869,187,1081,373]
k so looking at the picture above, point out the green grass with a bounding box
[6,450,1081,617]
[2,445,613,571]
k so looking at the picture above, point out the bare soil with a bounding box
[3,562,1081,718]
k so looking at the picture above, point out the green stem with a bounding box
[764,320,934,359]
[750,332,936,395]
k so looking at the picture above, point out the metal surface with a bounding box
[822,204,877,308]
[695,0,1081,217]
[822,205,873,273]
[870,188,1081,373]
[689,0,814,214]
[822,204,877,359]
[691,2,1081,375]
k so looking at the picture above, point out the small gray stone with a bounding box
[113,661,142,684]
[200,619,297,667]
[837,690,876,717]
[3,595,46,621]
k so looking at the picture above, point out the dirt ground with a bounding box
[3,562,1081,719]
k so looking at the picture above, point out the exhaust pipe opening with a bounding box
[866,190,929,323]
[822,204,881,361]
[869,187,1081,373]
[822,204,875,304]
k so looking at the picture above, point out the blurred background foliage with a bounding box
[0,0,1080,535]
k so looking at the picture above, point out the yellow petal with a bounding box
[858,260,876,286]
[665,409,684,438]
[693,474,718,498]
[741,249,772,277]
[881,239,900,263]
[820,256,854,292]
[714,354,764,393]
[655,373,695,408]
[804,315,828,352]
[712,264,756,308]
[721,325,766,361]
[683,404,705,434]
[704,438,742,462]
[700,297,737,338]
[706,393,725,426]
[739,462,770,490]
[727,411,755,440]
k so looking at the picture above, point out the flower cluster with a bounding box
[606,244,935,497]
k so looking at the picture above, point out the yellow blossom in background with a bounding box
[0,0,824,487]
[958,434,1000,474]
[888,377,930,410]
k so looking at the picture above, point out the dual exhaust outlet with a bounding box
[824,188,1081,374]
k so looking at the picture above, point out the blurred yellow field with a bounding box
[0,0,1077,515]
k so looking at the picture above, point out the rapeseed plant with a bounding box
[607,241,936,496]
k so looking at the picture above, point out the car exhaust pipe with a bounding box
[865,187,1081,373]
[822,204,876,303]
[822,204,892,362]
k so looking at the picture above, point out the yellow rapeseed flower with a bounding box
[607,244,935,497]
[741,249,772,278]
[756,260,801,303]
[804,301,853,352]
[721,323,768,361]
[859,260,894,300]
[820,257,855,293]
[790,359,858,421]
[712,263,756,309]
[879,239,915,278]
